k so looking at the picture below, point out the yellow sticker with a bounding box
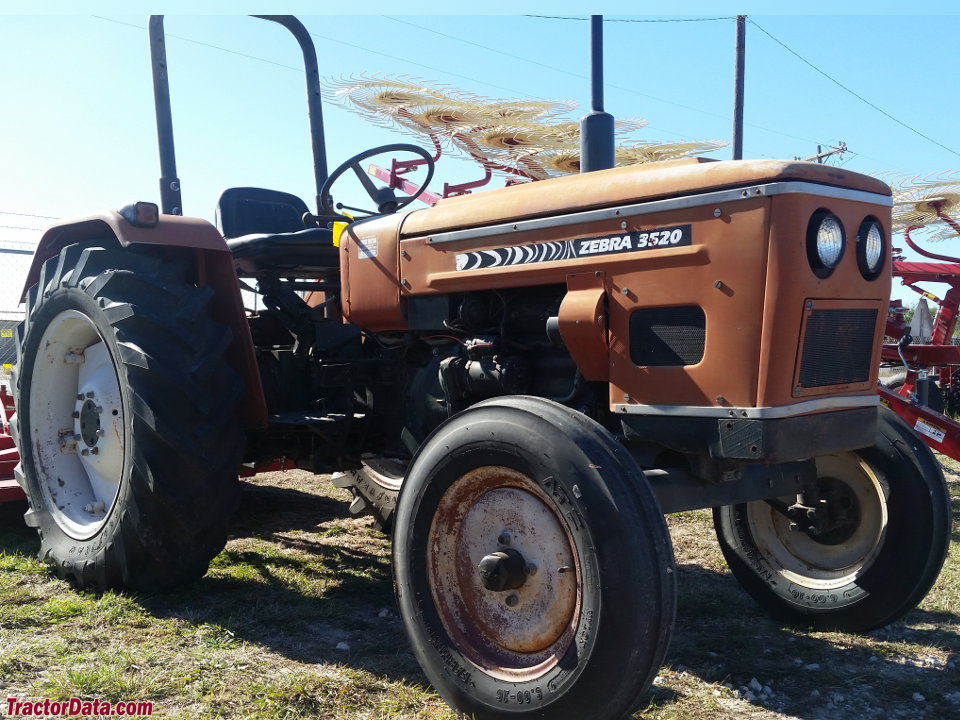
[0,329,12,338]
[332,221,347,248]
[914,418,946,444]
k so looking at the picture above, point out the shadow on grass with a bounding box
[668,562,960,718]
[0,498,36,554]
[137,479,426,685]
[0,480,422,685]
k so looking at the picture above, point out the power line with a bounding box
[385,16,577,79]
[92,16,304,73]
[87,14,927,170]
[383,15,715,143]
[382,16,829,149]
[305,30,540,100]
[91,15,543,105]
[91,12,828,155]
[0,210,59,220]
[524,15,735,23]
[0,225,43,232]
[749,18,960,159]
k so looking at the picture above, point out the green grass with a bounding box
[0,462,956,720]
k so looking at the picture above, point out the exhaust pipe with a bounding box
[579,15,615,172]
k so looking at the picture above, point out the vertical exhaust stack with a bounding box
[732,15,746,160]
[580,15,615,173]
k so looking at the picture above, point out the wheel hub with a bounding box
[477,548,528,592]
[749,454,888,587]
[786,478,863,545]
[77,395,103,449]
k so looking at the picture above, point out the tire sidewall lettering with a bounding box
[728,504,867,610]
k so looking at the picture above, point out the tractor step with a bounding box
[267,411,367,428]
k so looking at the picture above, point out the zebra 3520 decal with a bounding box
[455,224,692,271]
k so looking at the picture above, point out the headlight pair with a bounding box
[806,211,885,280]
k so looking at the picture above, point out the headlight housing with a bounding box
[856,218,885,280]
[806,210,845,278]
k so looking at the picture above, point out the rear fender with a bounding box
[22,212,266,428]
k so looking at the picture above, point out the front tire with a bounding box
[714,407,951,631]
[12,242,245,591]
[393,396,675,720]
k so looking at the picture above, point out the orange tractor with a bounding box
[8,16,950,720]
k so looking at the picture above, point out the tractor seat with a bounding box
[227,228,339,277]
[216,187,341,277]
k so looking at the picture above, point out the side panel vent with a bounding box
[630,306,706,367]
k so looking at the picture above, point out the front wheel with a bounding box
[12,242,245,591]
[393,396,675,720]
[714,407,951,632]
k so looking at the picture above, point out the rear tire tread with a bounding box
[14,241,245,591]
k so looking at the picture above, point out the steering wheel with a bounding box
[320,143,435,217]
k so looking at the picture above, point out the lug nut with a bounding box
[505,594,520,607]
[498,531,512,546]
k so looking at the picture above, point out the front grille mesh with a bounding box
[798,308,877,388]
[630,306,706,367]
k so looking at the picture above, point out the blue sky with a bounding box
[2,5,959,310]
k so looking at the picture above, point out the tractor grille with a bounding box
[797,308,877,388]
[630,306,706,367]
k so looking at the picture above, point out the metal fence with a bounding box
[0,245,34,380]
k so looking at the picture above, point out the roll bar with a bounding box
[148,15,329,216]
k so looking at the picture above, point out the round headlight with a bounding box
[856,219,885,279]
[806,211,845,278]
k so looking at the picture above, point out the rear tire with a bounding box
[331,456,403,532]
[12,242,245,591]
[393,396,675,720]
[714,407,950,631]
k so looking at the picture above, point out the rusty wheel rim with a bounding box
[427,466,581,681]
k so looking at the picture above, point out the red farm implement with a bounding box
[0,383,24,501]
[881,191,960,460]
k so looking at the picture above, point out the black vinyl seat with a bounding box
[227,227,339,276]
[216,187,340,277]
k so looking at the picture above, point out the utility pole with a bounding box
[732,15,746,160]
[802,142,848,164]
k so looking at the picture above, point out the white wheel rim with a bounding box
[748,453,888,590]
[29,310,125,539]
